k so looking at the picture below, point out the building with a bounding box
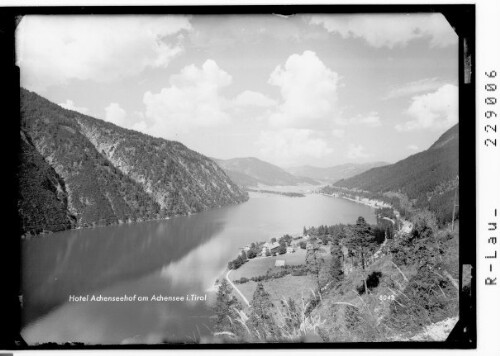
[262,242,280,255]
[286,246,295,254]
[275,260,286,267]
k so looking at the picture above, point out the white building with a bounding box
[275,260,286,267]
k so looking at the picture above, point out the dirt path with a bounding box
[226,270,250,307]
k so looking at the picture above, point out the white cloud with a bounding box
[257,129,333,165]
[336,111,382,127]
[356,112,382,127]
[347,144,370,160]
[17,15,192,91]
[331,129,345,138]
[141,60,232,137]
[407,144,419,151]
[310,13,457,49]
[58,99,88,115]
[104,103,127,127]
[268,51,340,129]
[232,90,277,108]
[384,77,447,100]
[396,84,458,131]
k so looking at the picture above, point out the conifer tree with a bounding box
[329,241,344,287]
[248,282,279,340]
[213,279,243,335]
[345,216,374,293]
[306,242,325,292]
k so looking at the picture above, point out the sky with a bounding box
[16,13,458,167]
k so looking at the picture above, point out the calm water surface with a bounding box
[21,193,375,344]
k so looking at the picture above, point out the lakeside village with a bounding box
[212,191,461,343]
[224,190,412,280]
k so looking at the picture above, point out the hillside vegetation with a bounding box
[214,157,319,187]
[327,124,459,225]
[18,89,248,236]
[287,162,388,183]
[212,211,459,343]
[18,131,76,234]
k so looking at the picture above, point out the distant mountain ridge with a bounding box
[332,124,459,224]
[18,89,248,236]
[286,162,389,183]
[213,157,319,187]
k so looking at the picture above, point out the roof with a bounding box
[264,242,280,249]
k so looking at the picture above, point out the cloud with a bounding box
[336,111,382,127]
[58,99,88,115]
[104,103,127,127]
[257,129,333,165]
[310,13,457,49]
[355,112,382,127]
[396,84,458,131]
[331,129,345,138]
[407,144,419,151]
[347,144,370,160]
[232,90,277,108]
[384,77,448,100]
[267,50,340,129]
[141,60,232,137]
[17,15,192,91]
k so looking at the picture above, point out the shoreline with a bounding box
[320,192,392,210]
[21,197,250,240]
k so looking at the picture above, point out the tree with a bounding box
[240,250,248,261]
[279,234,293,246]
[306,242,325,293]
[213,279,243,335]
[299,241,307,249]
[319,235,329,245]
[410,210,437,242]
[278,242,287,255]
[271,237,277,244]
[248,282,280,340]
[345,216,375,294]
[329,241,344,287]
[247,249,257,259]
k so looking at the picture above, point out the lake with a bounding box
[21,193,375,344]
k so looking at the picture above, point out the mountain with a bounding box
[333,124,459,224]
[287,162,389,183]
[18,131,77,234]
[18,89,248,236]
[213,157,319,187]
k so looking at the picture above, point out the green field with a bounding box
[234,275,317,307]
[229,249,307,281]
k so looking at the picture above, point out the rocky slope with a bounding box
[19,89,248,236]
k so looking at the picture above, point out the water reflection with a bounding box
[22,209,228,326]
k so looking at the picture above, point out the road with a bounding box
[225,269,250,307]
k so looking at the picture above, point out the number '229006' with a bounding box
[485,70,497,148]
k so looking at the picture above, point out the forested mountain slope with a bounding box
[19,89,248,236]
[18,131,76,234]
[214,157,318,187]
[287,162,388,183]
[332,124,459,224]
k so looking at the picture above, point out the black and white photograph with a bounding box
[0,4,481,349]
